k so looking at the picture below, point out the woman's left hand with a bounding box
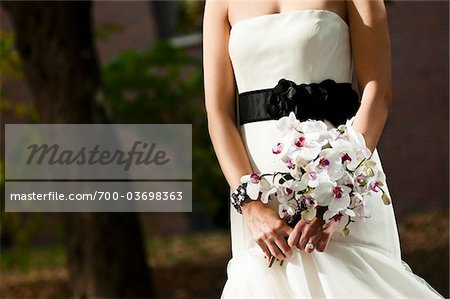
[287,213,340,253]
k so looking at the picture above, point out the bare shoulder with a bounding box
[203,0,231,42]
[344,0,391,94]
[346,0,388,25]
[204,0,229,22]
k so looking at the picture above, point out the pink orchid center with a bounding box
[341,153,352,164]
[332,212,343,222]
[356,174,366,184]
[287,159,294,169]
[250,173,261,184]
[303,196,314,207]
[370,181,380,192]
[319,158,330,168]
[332,186,344,199]
[272,142,283,154]
[295,136,306,147]
[308,171,317,181]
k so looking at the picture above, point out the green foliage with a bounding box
[0,31,43,269]
[1,97,39,121]
[0,30,39,121]
[0,31,22,79]
[1,160,46,269]
[175,1,204,35]
[102,41,227,220]
[1,243,66,272]
[94,22,124,42]
[103,41,202,123]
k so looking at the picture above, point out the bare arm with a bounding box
[203,0,293,261]
[289,1,393,253]
[202,0,253,190]
[347,0,393,152]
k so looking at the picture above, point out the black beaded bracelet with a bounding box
[230,183,249,214]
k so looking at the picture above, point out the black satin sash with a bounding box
[238,78,361,127]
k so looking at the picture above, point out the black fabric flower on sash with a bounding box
[238,78,361,128]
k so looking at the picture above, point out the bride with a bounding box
[203,0,444,298]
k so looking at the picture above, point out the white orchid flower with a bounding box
[288,132,325,165]
[330,139,360,171]
[276,112,300,135]
[337,171,355,187]
[274,117,329,165]
[272,142,284,155]
[274,185,297,218]
[323,207,355,222]
[278,202,297,219]
[298,119,328,134]
[259,173,290,205]
[352,193,372,222]
[240,173,266,200]
[313,181,354,221]
[328,127,342,141]
[344,118,372,159]
[299,195,317,221]
[316,148,345,181]
[271,128,300,164]
[353,160,386,194]
[368,170,386,193]
[291,162,330,191]
[260,185,278,204]
[287,162,302,180]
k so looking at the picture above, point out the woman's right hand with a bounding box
[241,199,293,261]
[287,207,339,254]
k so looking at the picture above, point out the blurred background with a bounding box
[0,1,448,298]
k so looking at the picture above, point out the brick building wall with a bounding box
[379,1,449,214]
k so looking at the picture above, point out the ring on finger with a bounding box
[306,242,315,250]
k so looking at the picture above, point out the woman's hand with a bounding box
[241,200,293,261]
[287,209,339,253]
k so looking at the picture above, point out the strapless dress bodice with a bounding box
[228,9,353,93]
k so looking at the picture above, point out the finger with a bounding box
[323,219,339,232]
[298,219,318,250]
[266,240,285,260]
[306,232,322,254]
[256,239,271,259]
[283,224,293,236]
[316,241,327,252]
[316,221,337,252]
[268,255,275,267]
[287,229,301,249]
[287,220,305,247]
[274,235,292,258]
[316,234,331,252]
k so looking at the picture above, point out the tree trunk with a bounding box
[2,2,152,298]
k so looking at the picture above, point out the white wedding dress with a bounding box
[221,9,443,299]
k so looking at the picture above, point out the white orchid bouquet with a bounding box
[241,112,391,235]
